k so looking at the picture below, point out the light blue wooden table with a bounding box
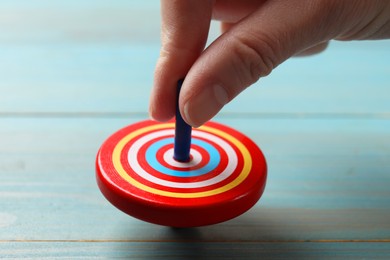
[0,1,389,259]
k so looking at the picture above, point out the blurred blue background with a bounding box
[0,0,389,117]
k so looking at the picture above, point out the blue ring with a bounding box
[145,137,220,177]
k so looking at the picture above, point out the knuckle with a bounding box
[231,33,279,85]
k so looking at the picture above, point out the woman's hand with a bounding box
[150,0,390,127]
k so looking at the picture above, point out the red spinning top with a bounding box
[96,81,267,227]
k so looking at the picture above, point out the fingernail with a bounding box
[183,84,228,127]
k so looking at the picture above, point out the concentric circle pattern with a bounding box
[96,120,267,227]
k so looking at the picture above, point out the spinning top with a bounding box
[96,81,267,227]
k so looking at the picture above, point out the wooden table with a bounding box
[1,1,389,259]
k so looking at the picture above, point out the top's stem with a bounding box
[173,79,192,162]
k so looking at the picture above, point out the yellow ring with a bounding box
[111,123,252,198]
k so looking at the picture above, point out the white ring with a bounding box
[127,129,238,188]
[163,148,202,168]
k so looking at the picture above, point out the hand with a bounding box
[149,0,390,127]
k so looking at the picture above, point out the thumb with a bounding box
[180,0,342,127]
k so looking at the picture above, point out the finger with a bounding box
[222,21,328,56]
[212,0,265,23]
[295,41,329,56]
[180,0,345,127]
[220,22,235,33]
[150,0,213,122]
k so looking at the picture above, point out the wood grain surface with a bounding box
[0,1,389,259]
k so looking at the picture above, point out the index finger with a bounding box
[149,0,214,122]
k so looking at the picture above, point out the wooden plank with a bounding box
[0,117,389,241]
[0,0,160,44]
[0,43,158,113]
[0,2,389,116]
[1,242,390,259]
[0,41,389,115]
